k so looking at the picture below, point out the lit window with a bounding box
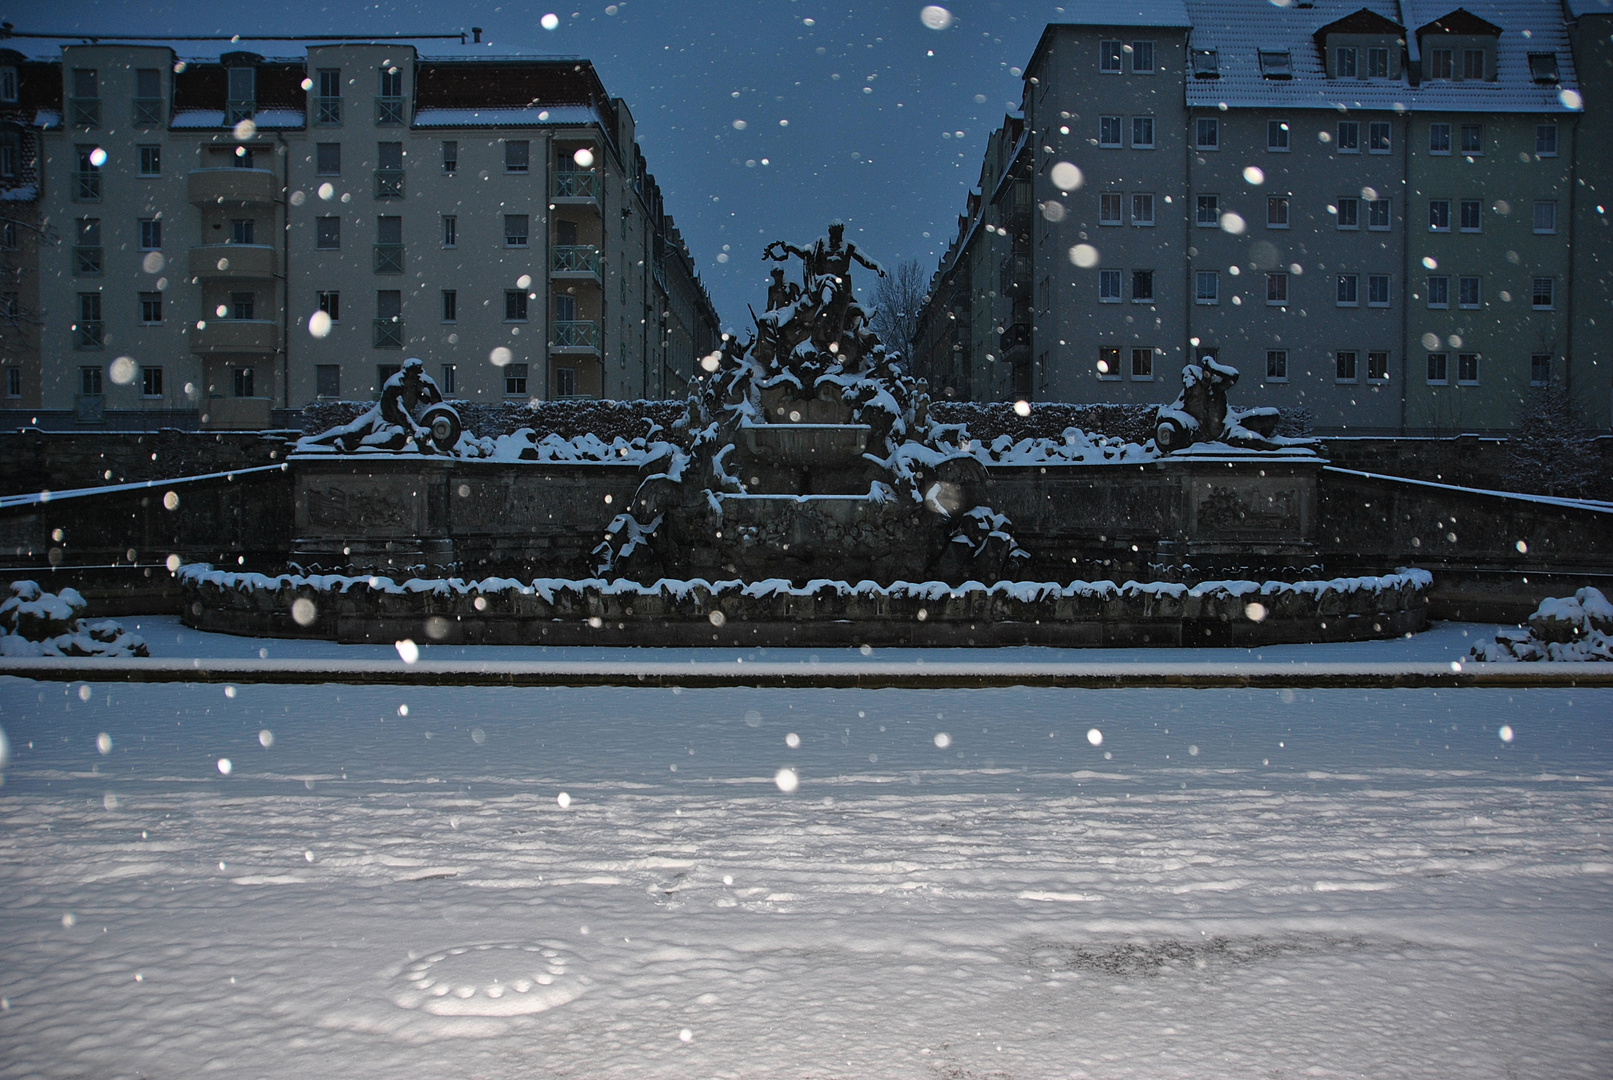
[1097,346,1121,379]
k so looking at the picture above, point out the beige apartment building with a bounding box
[2,32,718,428]
[916,0,1606,436]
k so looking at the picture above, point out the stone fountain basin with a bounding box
[740,421,871,467]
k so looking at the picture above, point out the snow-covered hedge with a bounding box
[0,580,148,657]
[300,399,685,444]
[1471,586,1613,662]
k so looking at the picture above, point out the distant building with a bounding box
[3,32,719,428]
[915,0,1608,436]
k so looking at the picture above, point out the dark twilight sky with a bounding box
[23,1,1069,330]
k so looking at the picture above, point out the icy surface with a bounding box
[1,641,1608,1077]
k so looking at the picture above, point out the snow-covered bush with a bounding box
[0,580,149,658]
[1470,586,1613,662]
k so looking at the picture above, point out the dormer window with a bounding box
[1191,49,1218,78]
[1462,49,1484,79]
[1416,10,1502,82]
[1259,50,1293,79]
[1336,47,1357,77]
[1367,47,1389,77]
[1429,48,1454,78]
[0,66,16,104]
[1528,52,1560,83]
[226,65,255,123]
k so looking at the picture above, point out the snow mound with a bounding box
[1470,587,1613,662]
[0,580,149,657]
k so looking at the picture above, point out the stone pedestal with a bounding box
[291,455,455,574]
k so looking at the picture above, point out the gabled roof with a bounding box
[1416,7,1505,35]
[1312,6,1406,50]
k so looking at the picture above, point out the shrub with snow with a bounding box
[0,580,149,658]
[1470,586,1613,662]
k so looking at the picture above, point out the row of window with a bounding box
[1087,192,1555,234]
[1091,346,1552,387]
[1189,118,1558,157]
[65,65,406,128]
[312,361,579,399]
[316,288,562,325]
[1105,269,1558,310]
[76,138,580,181]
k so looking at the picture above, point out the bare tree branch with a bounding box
[867,259,927,358]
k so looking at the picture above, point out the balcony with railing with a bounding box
[550,244,601,280]
[314,96,342,125]
[373,319,405,349]
[69,97,100,127]
[74,394,105,423]
[73,321,104,351]
[188,244,279,280]
[187,168,277,207]
[375,96,406,125]
[225,99,255,124]
[132,98,164,126]
[552,170,599,203]
[550,319,601,354]
[190,319,281,354]
[374,168,404,199]
[373,244,404,274]
[1000,321,1033,360]
[71,171,101,202]
[72,246,103,276]
[999,253,1031,296]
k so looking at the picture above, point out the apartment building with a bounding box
[915,0,1604,435]
[6,32,718,427]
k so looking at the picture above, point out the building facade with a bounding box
[915,0,1606,435]
[7,32,718,428]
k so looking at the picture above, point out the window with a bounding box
[1533,201,1556,234]
[1368,47,1389,77]
[1532,277,1554,309]
[227,66,255,118]
[1131,117,1154,148]
[0,221,12,250]
[1098,268,1122,302]
[1429,123,1452,155]
[504,363,528,395]
[231,291,256,320]
[1131,269,1154,303]
[1426,352,1448,384]
[1429,48,1453,79]
[1367,198,1391,230]
[1427,275,1449,308]
[440,364,456,394]
[1368,274,1391,306]
[1457,352,1479,384]
[1131,193,1154,226]
[379,66,403,97]
[442,140,458,173]
[1428,200,1450,231]
[1368,122,1390,153]
[75,293,103,349]
[1099,193,1123,225]
[441,289,457,322]
[1535,123,1559,156]
[1463,49,1485,80]
[0,132,17,179]
[1459,199,1481,232]
[1529,53,1561,83]
[1336,350,1358,381]
[1368,350,1389,381]
[1195,117,1219,149]
[4,366,17,397]
[316,143,341,175]
[1258,50,1292,79]
[1097,346,1121,379]
[316,365,341,398]
[442,215,457,247]
[1130,347,1153,379]
[316,69,342,124]
[1337,121,1360,152]
[1267,196,1289,228]
[1336,197,1359,229]
[81,365,103,395]
[1530,354,1551,386]
[504,214,529,247]
[1336,46,1357,77]
[1196,194,1220,227]
[139,146,161,175]
[377,363,402,388]
[142,366,163,397]
[1337,273,1359,306]
[375,290,403,347]
[505,140,530,173]
[1267,120,1289,151]
[1266,273,1288,306]
[138,219,162,251]
[0,65,15,103]
[140,292,163,323]
[505,290,529,321]
[1131,40,1154,73]
[233,366,255,397]
[0,292,15,322]
[1266,350,1288,381]
[1459,277,1481,308]
[1098,116,1122,147]
[231,218,256,245]
[1460,124,1482,154]
[1100,40,1123,73]
[75,217,101,274]
[232,148,255,170]
[1195,270,1219,304]
[554,366,577,397]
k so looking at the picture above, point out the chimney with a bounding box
[472,26,482,43]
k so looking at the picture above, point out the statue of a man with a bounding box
[764,222,886,287]
[765,267,801,312]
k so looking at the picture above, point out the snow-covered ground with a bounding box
[1,623,1609,1078]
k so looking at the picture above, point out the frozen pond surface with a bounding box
[0,626,1609,1077]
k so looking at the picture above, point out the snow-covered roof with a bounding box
[0,35,560,63]
[413,104,603,128]
[1183,0,1581,112]
[1564,0,1612,16]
